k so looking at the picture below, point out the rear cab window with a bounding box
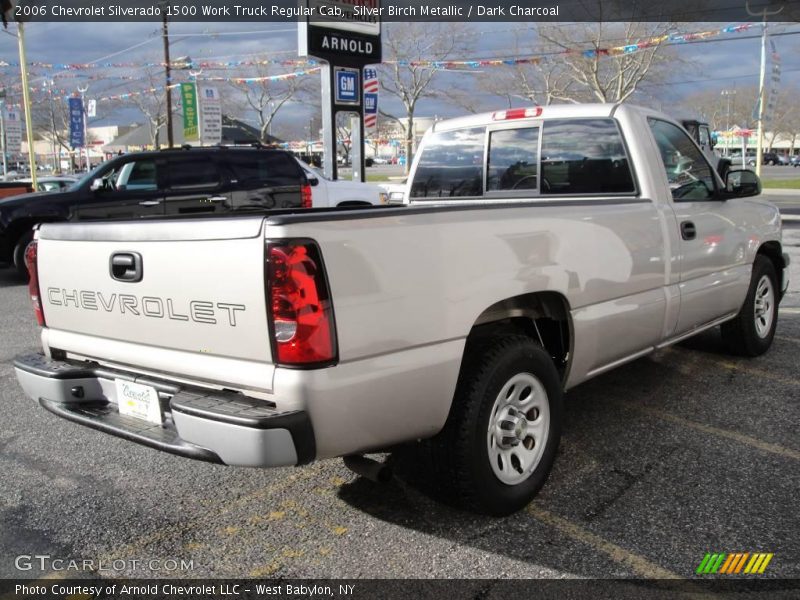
[410,117,636,200]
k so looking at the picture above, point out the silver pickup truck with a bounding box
[14,104,789,515]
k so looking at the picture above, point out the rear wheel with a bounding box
[12,229,34,282]
[423,335,562,516]
[721,255,778,356]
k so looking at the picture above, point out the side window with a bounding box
[167,157,221,190]
[227,153,303,187]
[410,127,484,199]
[648,118,715,201]
[107,159,159,192]
[540,119,635,195]
[487,127,539,192]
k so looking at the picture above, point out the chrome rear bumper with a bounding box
[14,352,315,468]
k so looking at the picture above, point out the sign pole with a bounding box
[298,0,380,184]
[320,64,337,181]
[78,85,90,172]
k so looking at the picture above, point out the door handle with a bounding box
[681,221,697,241]
[207,196,227,202]
[138,200,161,206]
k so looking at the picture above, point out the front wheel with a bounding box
[425,335,563,516]
[721,256,778,356]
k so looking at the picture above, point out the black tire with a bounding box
[721,255,778,356]
[12,229,34,282]
[422,335,563,516]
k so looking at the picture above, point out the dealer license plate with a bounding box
[115,379,162,425]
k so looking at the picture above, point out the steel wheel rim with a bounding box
[754,274,775,338]
[487,372,550,485]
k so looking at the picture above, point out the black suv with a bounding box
[0,146,310,277]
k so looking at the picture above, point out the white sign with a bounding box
[4,109,22,153]
[309,0,380,36]
[199,86,222,145]
[86,99,97,118]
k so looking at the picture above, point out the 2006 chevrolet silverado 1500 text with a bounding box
[14,104,790,515]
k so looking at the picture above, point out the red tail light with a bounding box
[25,239,46,327]
[301,184,313,208]
[267,240,336,366]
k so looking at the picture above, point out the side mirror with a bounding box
[90,178,104,192]
[725,169,761,198]
[307,176,319,187]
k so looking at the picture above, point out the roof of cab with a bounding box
[430,102,621,133]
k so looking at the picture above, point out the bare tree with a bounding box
[227,63,312,142]
[534,21,677,104]
[124,67,169,148]
[476,29,579,108]
[379,22,468,172]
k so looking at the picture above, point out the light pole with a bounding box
[746,0,783,177]
[77,84,90,173]
[0,88,6,179]
[721,88,736,157]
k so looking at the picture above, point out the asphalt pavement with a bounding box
[0,204,798,583]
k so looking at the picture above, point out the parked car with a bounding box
[0,180,34,199]
[0,146,310,278]
[295,159,387,207]
[14,103,788,516]
[378,180,408,204]
[750,152,784,166]
[791,155,800,168]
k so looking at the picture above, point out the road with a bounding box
[0,208,798,583]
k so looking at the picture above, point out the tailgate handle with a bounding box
[110,252,143,283]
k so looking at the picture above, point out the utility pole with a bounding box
[17,21,37,190]
[162,11,174,148]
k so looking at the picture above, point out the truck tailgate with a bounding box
[36,217,273,380]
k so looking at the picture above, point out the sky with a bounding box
[1,20,798,139]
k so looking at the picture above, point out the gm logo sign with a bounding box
[335,68,360,105]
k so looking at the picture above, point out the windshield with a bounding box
[68,161,111,191]
[296,159,328,181]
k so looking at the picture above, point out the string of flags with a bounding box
[0,58,319,71]
[389,23,756,69]
[91,68,321,102]
[0,22,761,107]
[0,22,756,75]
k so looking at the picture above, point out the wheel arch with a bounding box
[467,291,573,386]
[756,241,785,297]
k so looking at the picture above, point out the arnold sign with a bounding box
[298,0,381,66]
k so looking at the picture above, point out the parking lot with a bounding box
[0,224,798,582]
